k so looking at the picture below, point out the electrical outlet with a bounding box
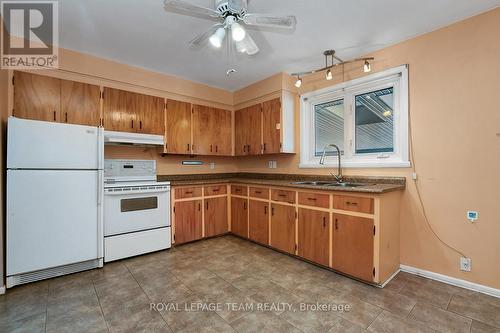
[412,172,418,180]
[210,162,215,170]
[272,161,277,169]
[268,161,273,169]
[268,161,277,169]
[460,257,471,272]
[467,211,478,222]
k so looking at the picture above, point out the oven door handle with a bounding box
[104,189,170,196]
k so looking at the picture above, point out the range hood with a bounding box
[104,130,164,146]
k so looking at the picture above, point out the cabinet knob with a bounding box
[53,111,56,121]
[335,219,338,230]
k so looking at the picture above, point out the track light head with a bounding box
[326,68,333,81]
[295,77,302,88]
[364,60,371,73]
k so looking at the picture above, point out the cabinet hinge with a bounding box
[280,142,283,149]
[100,91,104,99]
[295,244,298,251]
[173,234,176,241]
[173,207,175,213]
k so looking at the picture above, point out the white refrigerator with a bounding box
[6,117,104,288]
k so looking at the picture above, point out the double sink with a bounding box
[291,181,369,188]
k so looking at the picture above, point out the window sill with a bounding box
[299,160,411,169]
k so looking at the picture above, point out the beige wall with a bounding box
[1,8,499,290]
[234,8,500,289]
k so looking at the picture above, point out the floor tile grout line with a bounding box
[91,280,111,333]
[123,262,175,332]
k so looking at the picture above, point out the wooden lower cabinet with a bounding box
[298,208,330,266]
[332,213,374,282]
[248,200,269,245]
[231,197,248,238]
[174,200,203,244]
[204,197,228,237]
[270,203,296,254]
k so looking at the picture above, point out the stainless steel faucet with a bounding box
[319,144,343,183]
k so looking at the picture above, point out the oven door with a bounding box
[104,187,170,236]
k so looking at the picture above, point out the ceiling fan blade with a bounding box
[228,0,247,14]
[243,14,296,29]
[189,23,223,48]
[236,33,259,55]
[164,0,221,20]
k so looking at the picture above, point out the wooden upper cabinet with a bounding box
[204,197,228,237]
[14,71,61,122]
[249,200,269,245]
[103,87,164,134]
[235,104,261,156]
[270,203,296,254]
[231,197,248,238]
[136,93,164,135]
[192,104,231,156]
[332,214,374,282]
[174,200,203,244]
[60,80,100,126]
[262,98,281,154]
[298,208,330,266]
[166,99,192,154]
[103,88,137,132]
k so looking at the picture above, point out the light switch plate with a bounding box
[210,162,215,170]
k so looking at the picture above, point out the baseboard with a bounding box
[0,285,5,295]
[379,268,401,288]
[400,264,500,298]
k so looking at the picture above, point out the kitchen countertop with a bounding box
[158,173,405,194]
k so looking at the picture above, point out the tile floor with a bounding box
[1,235,499,333]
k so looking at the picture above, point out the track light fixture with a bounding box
[291,50,374,87]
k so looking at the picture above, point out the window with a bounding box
[300,65,409,168]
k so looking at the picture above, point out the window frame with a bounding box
[300,65,409,169]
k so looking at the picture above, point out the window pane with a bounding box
[314,99,344,156]
[355,87,394,154]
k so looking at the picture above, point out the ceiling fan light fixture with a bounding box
[364,60,371,73]
[209,27,226,48]
[326,68,333,81]
[231,21,246,42]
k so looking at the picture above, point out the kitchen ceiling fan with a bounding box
[163,0,297,55]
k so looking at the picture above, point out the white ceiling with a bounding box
[59,0,500,91]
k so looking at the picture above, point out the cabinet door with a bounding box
[60,80,101,126]
[14,71,61,122]
[205,197,228,237]
[103,88,137,132]
[192,105,232,155]
[234,104,261,156]
[174,200,203,244]
[231,197,248,238]
[270,203,296,254]
[166,99,192,154]
[298,208,329,266]
[137,94,164,135]
[332,214,374,281]
[249,200,269,245]
[262,98,281,154]
[234,108,248,156]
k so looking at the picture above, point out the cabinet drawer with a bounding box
[333,195,374,214]
[231,185,248,196]
[249,187,269,199]
[204,185,227,196]
[175,187,202,199]
[298,192,330,209]
[271,189,296,204]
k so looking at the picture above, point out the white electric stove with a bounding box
[103,159,171,262]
